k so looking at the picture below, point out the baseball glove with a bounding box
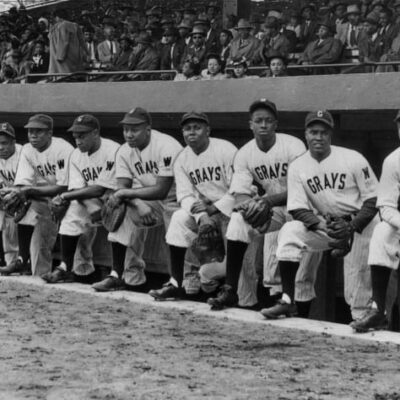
[235,197,273,233]
[326,215,355,258]
[50,195,70,223]
[101,194,126,232]
[2,190,31,223]
[192,216,225,265]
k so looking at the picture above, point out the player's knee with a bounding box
[226,212,251,243]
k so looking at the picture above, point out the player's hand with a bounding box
[315,220,328,233]
[135,200,157,226]
[191,200,208,214]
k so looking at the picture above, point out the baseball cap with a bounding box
[249,99,278,118]
[120,107,152,125]
[305,110,334,128]
[24,114,53,130]
[0,122,15,138]
[180,111,209,126]
[68,114,100,133]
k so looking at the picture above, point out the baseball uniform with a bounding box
[226,133,322,302]
[14,137,74,275]
[107,130,183,285]
[0,143,22,264]
[277,145,378,318]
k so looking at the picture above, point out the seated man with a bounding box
[351,110,400,332]
[148,112,237,300]
[0,114,73,276]
[41,114,120,283]
[92,107,182,292]
[261,110,378,323]
[207,99,322,317]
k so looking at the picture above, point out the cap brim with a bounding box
[180,117,209,126]
[119,117,148,125]
[24,122,50,129]
[305,117,334,128]
[67,125,95,133]
[0,130,14,137]
[249,102,277,116]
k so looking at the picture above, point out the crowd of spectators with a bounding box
[0,0,400,82]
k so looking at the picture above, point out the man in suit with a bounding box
[299,18,343,74]
[336,4,363,49]
[299,4,319,50]
[378,8,399,54]
[193,18,220,54]
[160,28,185,72]
[181,27,208,69]
[97,25,119,67]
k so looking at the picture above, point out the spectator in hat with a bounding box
[228,56,258,79]
[299,4,319,49]
[357,12,384,71]
[83,27,99,65]
[22,40,49,80]
[160,27,185,71]
[332,1,347,28]
[256,18,291,64]
[206,2,220,21]
[266,50,288,77]
[174,59,201,81]
[219,28,233,63]
[19,27,37,62]
[128,32,159,80]
[227,19,261,66]
[49,8,88,74]
[181,27,208,69]
[201,53,226,80]
[182,8,197,26]
[193,18,219,53]
[97,25,119,67]
[378,8,399,54]
[112,34,132,70]
[178,21,192,46]
[286,10,301,39]
[335,4,363,49]
[298,17,343,74]
[377,25,400,72]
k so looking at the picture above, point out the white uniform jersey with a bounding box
[68,138,120,190]
[174,138,237,216]
[287,145,378,217]
[14,137,73,186]
[0,144,22,187]
[229,133,306,196]
[116,130,183,202]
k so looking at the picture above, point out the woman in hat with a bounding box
[266,51,288,77]
[227,56,258,79]
[174,59,201,81]
[201,53,227,80]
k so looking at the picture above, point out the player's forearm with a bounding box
[20,185,67,199]
[261,191,287,207]
[380,206,400,231]
[117,185,169,201]
[61,185,106,201]
[351,197,378,233]
[290,208,321,229]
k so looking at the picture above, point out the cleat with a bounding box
[207,284,238,310]
[0,259,31,276]
[149,283,185,301]
[350,309,388,333]
[261,300,298,319]
[92,275,125,292]
[183,272,201,295]
[41,267,75,284]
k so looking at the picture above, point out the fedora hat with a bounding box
[234,19,252,30]
[189,26,206,36]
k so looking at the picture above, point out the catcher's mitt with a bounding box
[234,197,273,233]
[50,195,70,223]
[2,190,31,223]
[326,215,355,258]
[192,216,225,265]
[101,194,126,232]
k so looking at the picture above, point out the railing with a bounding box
[13,60,400,83]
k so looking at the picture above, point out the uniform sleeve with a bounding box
[377,153,400,209]
[288,138,306,163]
[229,147,254,196]
[352,153,378,202]
[287,162,311,211]
[14,147,36,186]
[115,146,134,180]
[173,154,197,213]
[68,154,86,190]
[157,138,183,177]
[54,146,73,186]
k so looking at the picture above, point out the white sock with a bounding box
[58,262,67,272]
[169,277,179,288]
[110,270,119,279]
[282,293,292,304]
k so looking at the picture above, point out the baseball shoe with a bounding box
[207,284,238,310]
[260,300,298,319]
[183,272,201,295]
[350,309,388,333]
[0,259,31,276]
[149,283,185,301]
[92,276,125,292]
[41,267,75,284]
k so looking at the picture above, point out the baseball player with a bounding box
[41,114,120,284]
[0,114,73,276]
[148,111,237,300]
[92,107,183,292]
[261,110,378,322]
[0,123,21,266]
[351,110,400,332]
[207,99,322,316]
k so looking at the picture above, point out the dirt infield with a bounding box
[0,280,399,400]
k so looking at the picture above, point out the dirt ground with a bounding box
[0,280,399,400]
